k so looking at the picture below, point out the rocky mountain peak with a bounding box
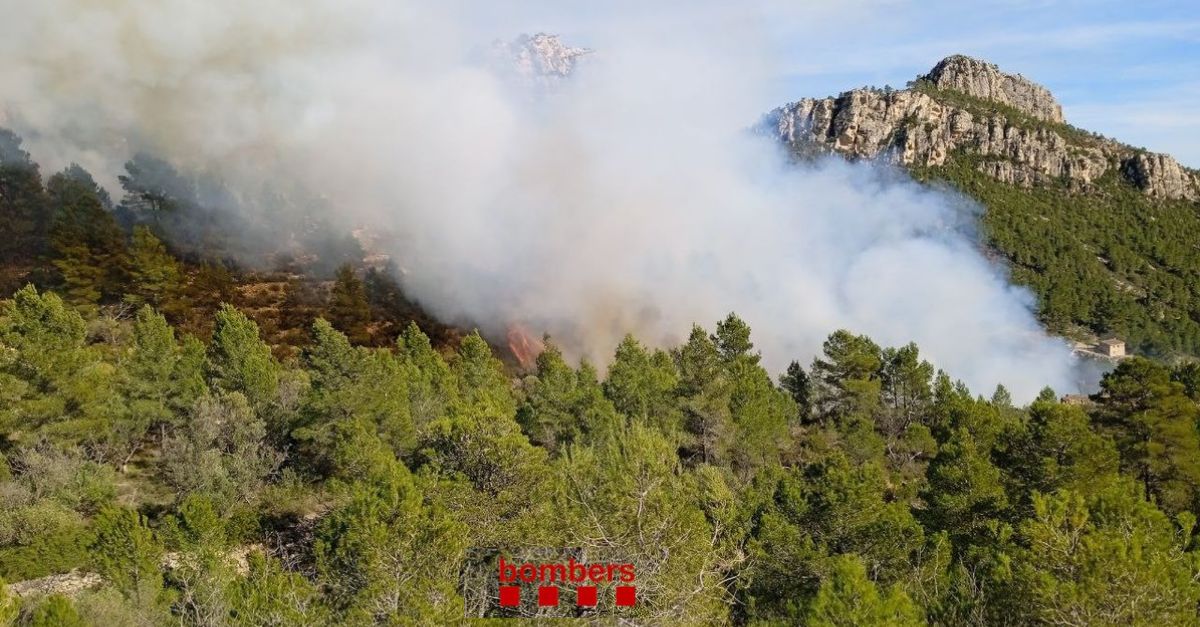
[765,56,1199,200]
[921,54,1064,123]
[488,33,592,85]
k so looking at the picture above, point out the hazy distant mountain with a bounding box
[486,33,592,86]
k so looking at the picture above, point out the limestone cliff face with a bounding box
[924,55,1063,123]
[1120,152,1200,200]
[766,55,1199,201]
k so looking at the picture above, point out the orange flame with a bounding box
[506,323,544,370]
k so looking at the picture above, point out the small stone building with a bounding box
[1099,338,1125,357]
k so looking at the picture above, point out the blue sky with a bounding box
[461,0,1200,166]
[761,1,1200,167]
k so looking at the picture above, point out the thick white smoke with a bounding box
[0,1,1080,400]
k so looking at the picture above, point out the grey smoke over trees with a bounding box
[0,1,1080,399]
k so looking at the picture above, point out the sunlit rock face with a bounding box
[765,55,1200,200]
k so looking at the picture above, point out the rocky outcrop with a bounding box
[766,55,1200,201]
[488,33,591,86]
[1121,152,1199,200]
[924,55,1063,123]
[8,570,102,598]
[7,544,269,600]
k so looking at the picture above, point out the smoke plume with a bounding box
[0,1,1082,400]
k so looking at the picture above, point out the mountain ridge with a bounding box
[765,54,1199,201]
[765,54,1200,357]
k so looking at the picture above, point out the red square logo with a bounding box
[616,586,636,607]
[576,586,597,606]
[538,586,559,607]
[499,586,520,607]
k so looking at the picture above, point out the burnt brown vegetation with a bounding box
[0,130,458,362]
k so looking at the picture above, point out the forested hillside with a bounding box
[913,156,1200,356]
[770,55,1200,358]
[0,129,456,358]
[4,127,1200,624]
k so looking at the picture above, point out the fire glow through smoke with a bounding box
[506,323,545,371]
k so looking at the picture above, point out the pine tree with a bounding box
[879,343,934,433]
[313,454,468,623]
[804,555,923,626]
[0,129,50,264]
[922,427,1009,544]
[780,360,811,419]
[125,225,181,310]
[726,352,793,475]
[1008,481,1200,625]
[811,330,883,421]
[122,306,206,432]
[396,321,458,426]
[228,553,327,626]
[296,319,415,473]
[0,285,124,448]
[59,163,112,207]
[555,425,734,623]
[745,451,925,620]
[1095,358,1200,514]
[156,495,235,626]
[117,153,192,220]
[1006,400,1120,500]
[676,325,733,465]
[713,312,757,363]
[89,507,164,608]
[417,332,549,543]
[327,264,371,344]
[452,331,516,419]
[47,169,127,309]
[29,595,85,627]
[603,334,680,433]
[208,304,280,407]
[517,341,620,453]
[517,341,580,451]
[180,261,236,337]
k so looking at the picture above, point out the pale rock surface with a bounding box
[8,570,103,598]
[766,55,1199,200]
[487,33,592,86]
[1121,152,1199,200]
[924,54,1063,123]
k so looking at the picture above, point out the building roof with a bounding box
[1100,338,1124,346]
